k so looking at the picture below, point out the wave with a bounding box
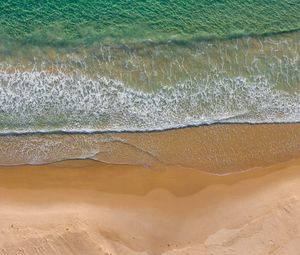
[0,70,299,135]
[1,31,299,135]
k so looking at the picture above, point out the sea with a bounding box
[0,0,299,167]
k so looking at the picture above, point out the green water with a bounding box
[1,0,300,46]
[0,1,300,166]
[0,1,299,135]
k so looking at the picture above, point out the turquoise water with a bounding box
[0,1,299,134]
[1,0,300,45]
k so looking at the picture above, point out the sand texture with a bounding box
[1,156,300,254]
[1,124,300,174]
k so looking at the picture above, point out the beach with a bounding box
[1,1,300,254]
[1,124,300,255]
[1,124,300,173]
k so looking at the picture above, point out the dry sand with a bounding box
[1,157,300,255]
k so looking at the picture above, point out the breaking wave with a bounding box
[0,70,299,135]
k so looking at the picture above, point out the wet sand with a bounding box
[1,124,300,254]
[1,124,300,174]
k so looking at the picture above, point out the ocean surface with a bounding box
[0,1,299,165]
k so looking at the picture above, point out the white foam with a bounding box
[0,69,299,134]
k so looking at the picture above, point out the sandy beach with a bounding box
[1,132,300,255]
[1,124,300,173]
[1,1,299,253]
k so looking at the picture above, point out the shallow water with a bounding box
[1,32,300,133]
[0,1,299,166]
[0,124,299,174]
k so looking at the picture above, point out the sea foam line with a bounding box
[0,70,299,136]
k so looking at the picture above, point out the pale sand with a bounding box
[1,157,300,255]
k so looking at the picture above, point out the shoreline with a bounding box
[1,124,300,174]
[1,123,300,254]
[1,120,300,137]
